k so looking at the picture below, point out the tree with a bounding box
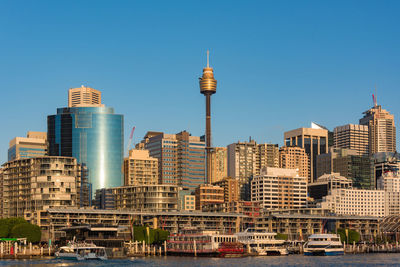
[336,229,360,244]
[10,223,41,243]
[0,217,28,238]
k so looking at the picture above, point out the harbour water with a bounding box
[1,255,400,267]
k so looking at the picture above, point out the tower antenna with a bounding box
[374,84,378,107]
[207,50,210,68]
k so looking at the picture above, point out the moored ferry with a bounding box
[55,242,107,260]
[167,229,244,257]
[303,234,344,256]
[235,228,288,256]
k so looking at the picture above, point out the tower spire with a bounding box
[207,50,210,68]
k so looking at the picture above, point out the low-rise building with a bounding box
[251,167,307,210]
[195,184,224,210]
[319,188,386,217]
[308,173,353,201]
[212,177,239,202]
[113,184,178,212]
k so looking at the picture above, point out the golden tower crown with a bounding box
[199,50,217,95]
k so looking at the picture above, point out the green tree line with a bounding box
[0,218,41,243]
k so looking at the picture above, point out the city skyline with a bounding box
[1,1,400,164]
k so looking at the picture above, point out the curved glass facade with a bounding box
[48,107,124,193]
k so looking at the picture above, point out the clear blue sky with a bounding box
[1,0,400,164]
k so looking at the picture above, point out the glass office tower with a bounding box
[48,106,124,192]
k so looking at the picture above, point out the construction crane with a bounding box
[126,126,136,156]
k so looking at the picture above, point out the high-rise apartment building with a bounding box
[68,86,103,107]
[210,147,227,183]
[1,156,89,218]
[227,140,280,200]
[124,149,158,186]
[316,147,374,189]
[257,144,280,171]
[284,127,328,182]
[279,146,310,181]
[8,131,47,161]
[334,124,369,156]
[141,131,205,191]
[251,167,307,210]
[48,87,124,193]
[360,105,396,155]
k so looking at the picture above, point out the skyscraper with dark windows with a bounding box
[47,87,124,194]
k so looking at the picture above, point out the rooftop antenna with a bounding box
[374,84,378,107]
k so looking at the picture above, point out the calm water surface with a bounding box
[0,255,399,266]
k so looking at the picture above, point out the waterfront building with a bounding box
[124,149,158,186]
[378,171,400,215]
[140,131,205,191]
[212,177,240,203]
[94,188,116,210]
[112,184,178,212]
[68,85,103,107]
[251,167,307,210]
[308,173,353,201]
[48,88,124,193]
[41,208,243,241]
[209,147,227,183]
[316,147,374,189]
[360,104,396,155]
[195,184,224,210]
[284,126,328,182]
[8,131,47,161]
[319,188,386,217]
[279,146,310,180]
[1,156,89,218]
[334,124,369,156]
[256,208,379,241]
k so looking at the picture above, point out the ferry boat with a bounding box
[55,242,107,260]
[235,228,288,256]
[303,234,344,256]
[167,229,244,257]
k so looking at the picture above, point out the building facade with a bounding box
[378,171,400,215]
[94,188,116,210]
[279,146,310,181]
[334,124,369,156]
[8,131,47,161]
[212,177,240,203]
[48,106,124,193]
[284,127,328,183]
[195,184,224,210]
[360,105,396,155]
[257,144,280,171]
[308,173,353,201]
[251,167,307,210]
[112,185,178,212]
[319,188,386,217]
[124,149,158,186]
[210,147,227,183]
[68,86,103,107]
[316,147,374,189]
[1,156,88,218]
[141,131,205,191]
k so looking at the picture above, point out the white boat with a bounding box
[235,228,288,256]
[303,234,344,256]
[55,242,107,260]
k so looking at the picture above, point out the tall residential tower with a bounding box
[199,51,217,184]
